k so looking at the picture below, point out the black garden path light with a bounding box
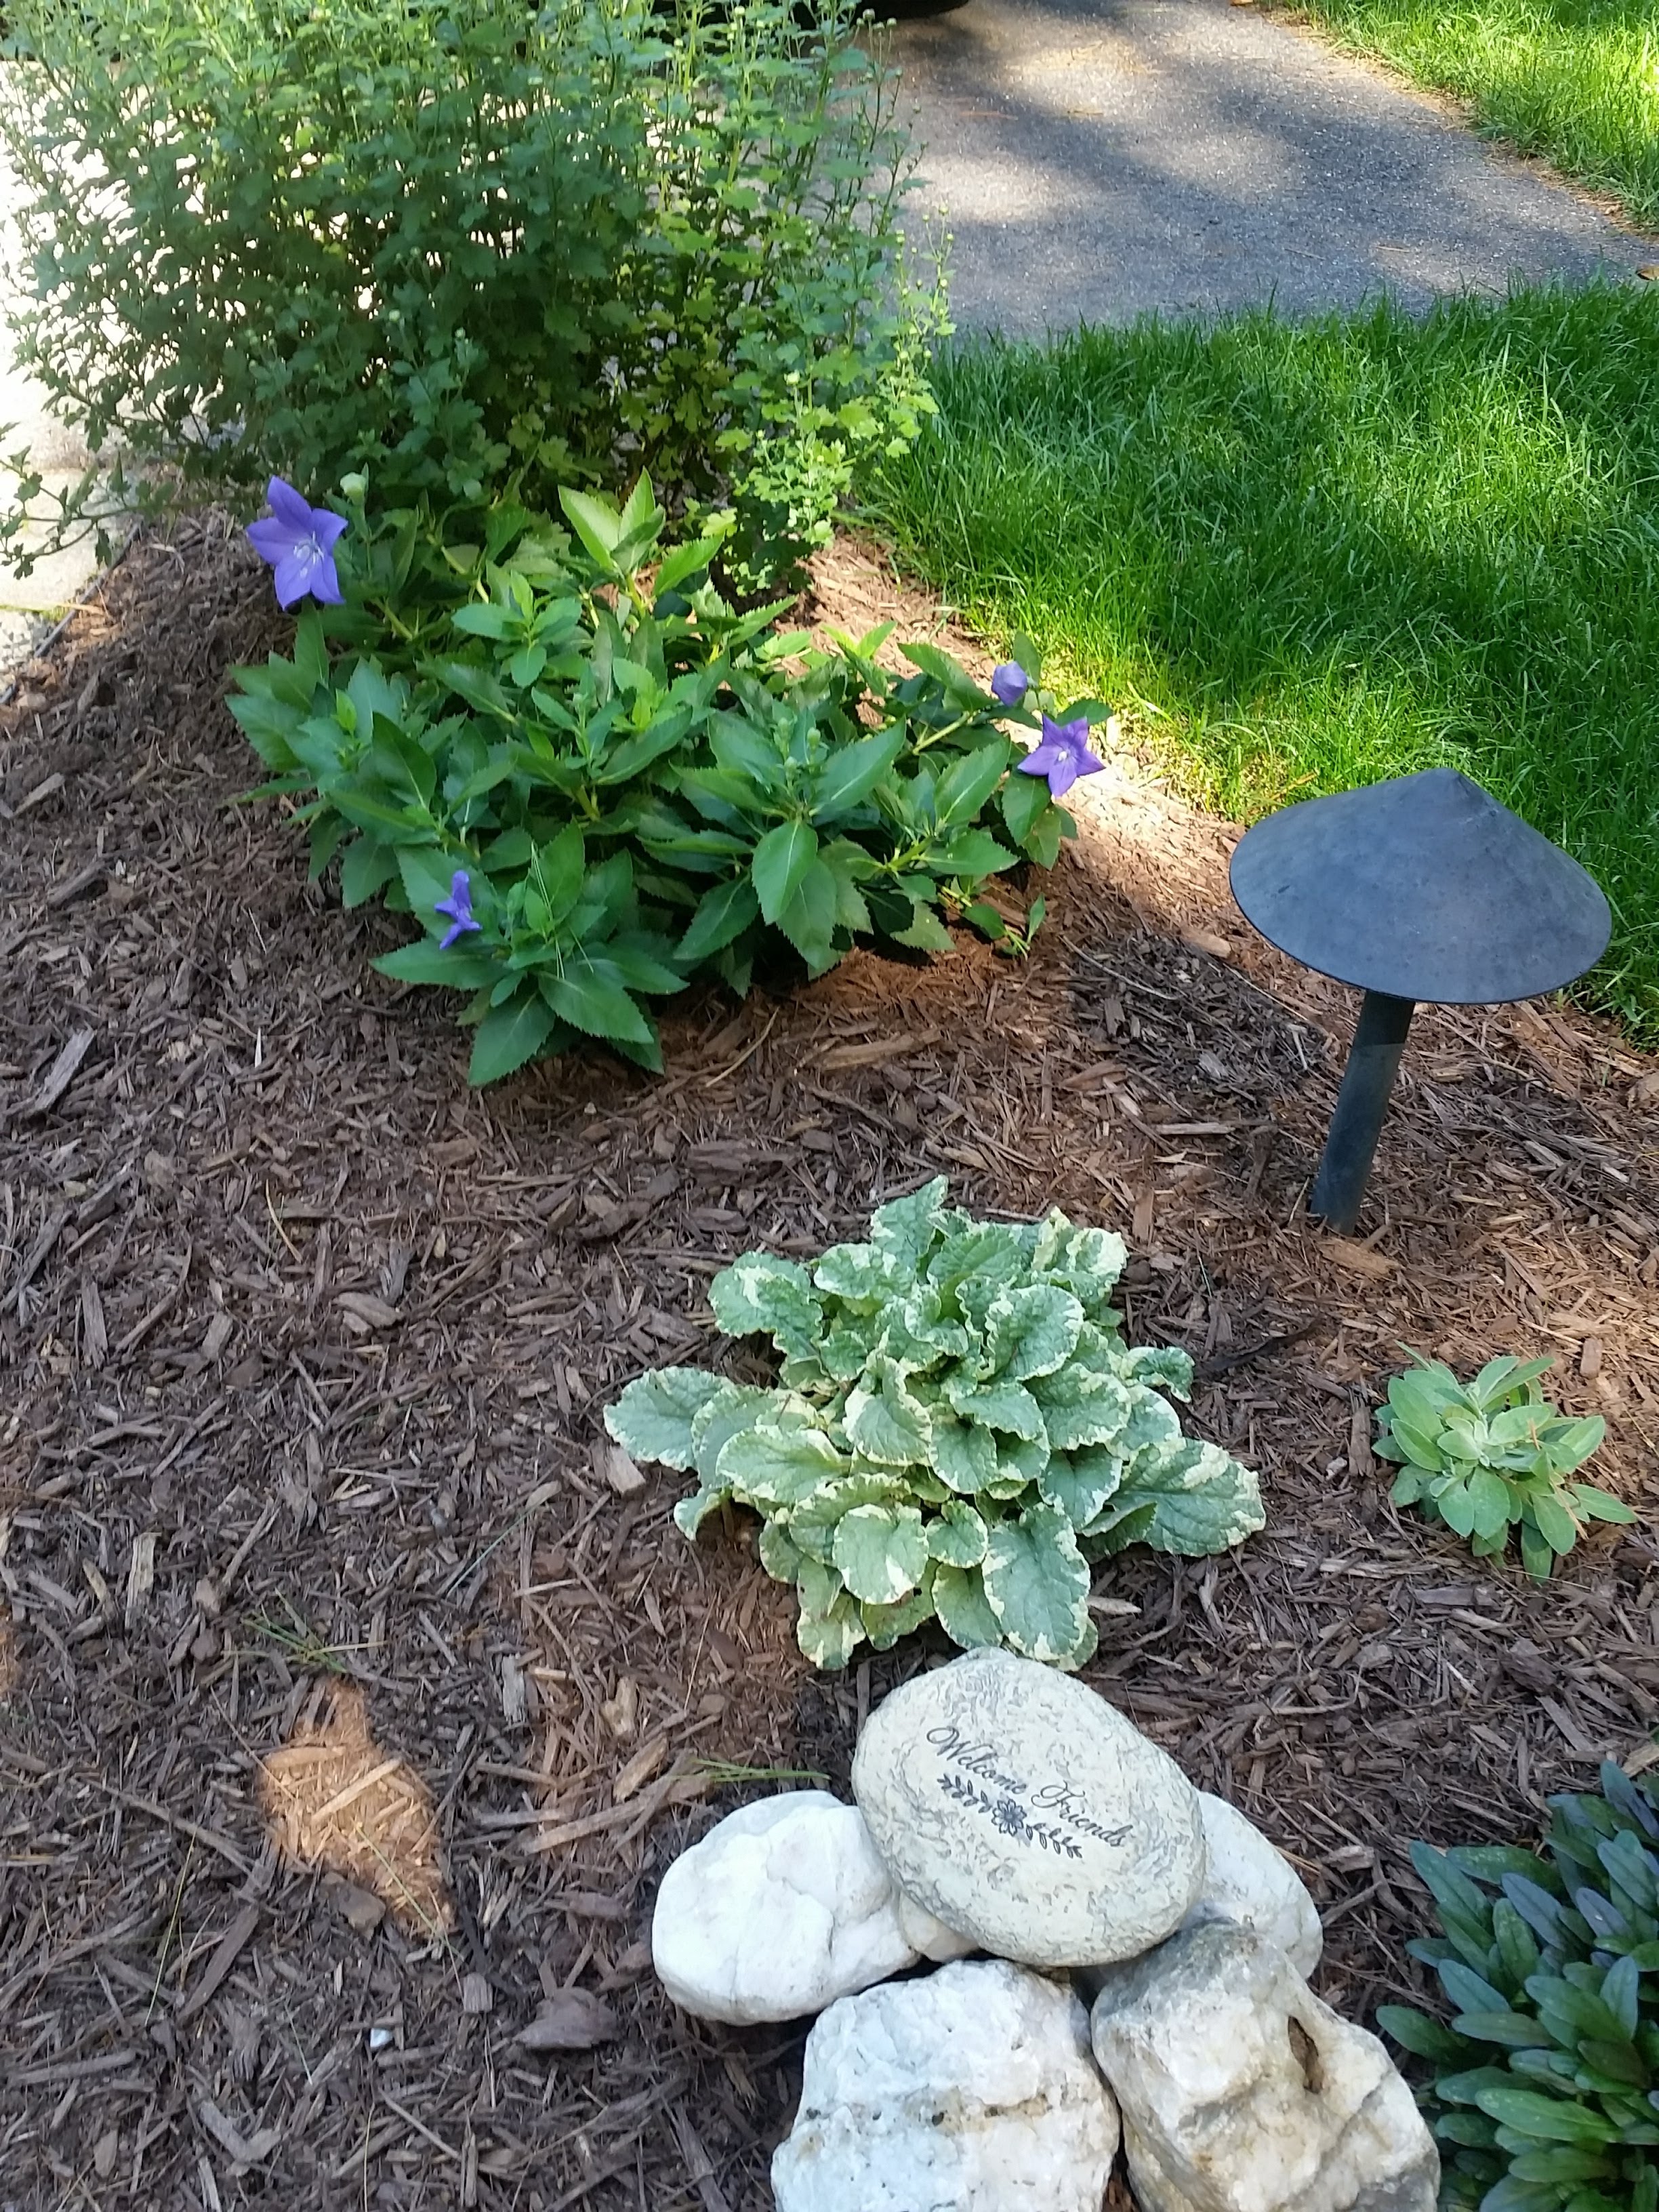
[1227,767,1610,1235]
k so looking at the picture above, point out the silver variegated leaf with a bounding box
[943,1371,1048,1443]
[606,1367,731,1471]
[1038,1448,1125,1529]
[1113,1439,1266,1555]
[867,1176,950,1270]
[981,1502,1091,1666]
[718,1422,847,1508]
[926,1498,988,1568]
[832,1502,929,1605]
[862,1572,939,1652]
[982,1282,1084,1380]
[690,1380,777,1483]
[710,1252,823,1359]
[931,1561,1003,1650]
[931,1410,1000,1494]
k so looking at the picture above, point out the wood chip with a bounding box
[123,1531,156,1632]
[1181,927,1233,960]
[596,1443,646,1496]
[335,1291,402,1331]
[178,1904,260,2024]
[817,1028,940,1071]
[611,1733,668,1803]
[1322,1237,1395,1282]
[514,1990,620,2052]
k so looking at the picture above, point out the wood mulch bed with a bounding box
[2,519,1656,2209]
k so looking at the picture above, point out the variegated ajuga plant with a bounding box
[605,1179,1265,1670]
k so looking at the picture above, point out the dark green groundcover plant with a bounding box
[1380,1763,1659,2212]
[228,475,1093,1082]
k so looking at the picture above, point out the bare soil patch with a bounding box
[2,520,1656,2209]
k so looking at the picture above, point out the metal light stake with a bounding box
[1229,769,1610,1235]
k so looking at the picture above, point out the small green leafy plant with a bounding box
[230,479,1082,1084]
[1375,1357,1631,1582]
[1380,1762,1659,2212]
[605,1179,1265,1670]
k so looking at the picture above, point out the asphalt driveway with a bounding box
[888,0,1659,331]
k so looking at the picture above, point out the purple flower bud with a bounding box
[434,869,481,949]
[989,661,1029,707]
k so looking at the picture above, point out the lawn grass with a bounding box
[1277,0,1659,227]
[867,283,1659,1034]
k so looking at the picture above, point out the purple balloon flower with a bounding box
[1018,713,1105,800]
[247,477,347,609]
[989,661,1029,708]
[435,870,481,949]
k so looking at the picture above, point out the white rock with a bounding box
[651,1791,970,2024]
[852,1647,1205,1967]
[773,1958,1120,2212]
[1183,1792,1323,1976]
[1090,1922,1439,2212]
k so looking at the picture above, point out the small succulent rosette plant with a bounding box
[605,1179,1264,1671]
[1375,1355,1633,1580]
[1380,1761,1659,2212]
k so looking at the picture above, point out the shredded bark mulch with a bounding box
[2,520,1656,2210]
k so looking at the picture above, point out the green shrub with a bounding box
[1380,1763,1659,2212]
[228,479,1076,1082]
[605,1179,1265,1669]
[0,0,941,582]
[1375,1355,1631,1582]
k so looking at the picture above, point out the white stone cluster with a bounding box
[649,1649,1437,2212]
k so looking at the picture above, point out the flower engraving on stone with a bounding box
[935,1771,1084,1858]
[991,1796,1030,1841]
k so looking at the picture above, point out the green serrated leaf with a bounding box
[468,994,561,1085]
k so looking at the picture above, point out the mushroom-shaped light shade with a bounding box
[1228,768,1609,1006]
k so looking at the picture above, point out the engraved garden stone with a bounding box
[1090,1922,1439,2212]
[851,1647,1204,1967]
[651,1790,971,2025]
[772,1957,1121,2212]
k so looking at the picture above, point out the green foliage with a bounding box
[1378,1762,1659,2212]
[0,0,942,583]
[605,1180,1265,1671]
[228,481,1072,1080]
[869,285,1659,1033]
[1376,1355,1631,1581]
